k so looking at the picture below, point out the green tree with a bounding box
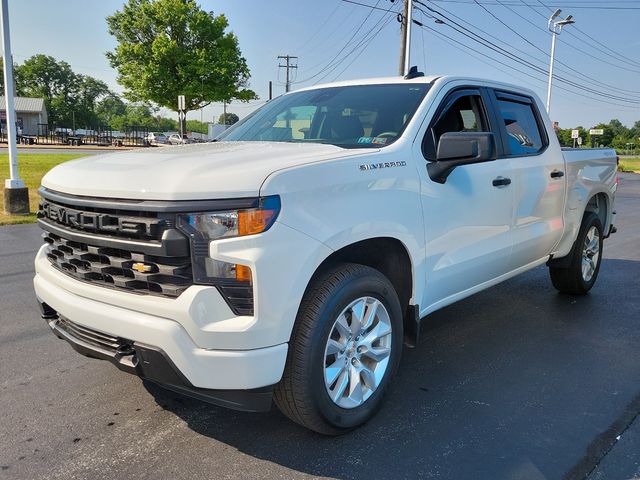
[19,54,74,101]
[106,0,257,132]
[0,57,25,96]
[75,75,110,123]
[575,126,589,147]
[589,123,615,147]
[151,115,178,132]
[608,119,629,138]
[96,93,127,126]
[18,54,110,126]
[186,119,208,134]
[555,128,572,147]
[218,112,239,125]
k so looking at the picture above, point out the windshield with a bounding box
[218,83,430,148]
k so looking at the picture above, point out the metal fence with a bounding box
[0,124,152,148]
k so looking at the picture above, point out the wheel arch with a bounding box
[549,192,609,268]
[584,191,610,233]
[302,236,417,346]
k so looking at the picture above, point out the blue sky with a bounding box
[8,0,640,129]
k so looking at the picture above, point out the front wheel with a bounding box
[274,263,403,435]
[549,212,604,295]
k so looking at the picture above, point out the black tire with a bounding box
[274,263,403,435]
[549,212,604,295]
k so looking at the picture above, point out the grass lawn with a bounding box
[619,157,640,173]
[0,153,84,225]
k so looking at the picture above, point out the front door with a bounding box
[417,88,514,312]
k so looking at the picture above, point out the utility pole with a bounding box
[398,0,413,76]
[277,55,298,93]
[1,0,28,215]
[546,9,574,115]
[268,81,273,101]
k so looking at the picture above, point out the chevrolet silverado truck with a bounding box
[34,73,618,435]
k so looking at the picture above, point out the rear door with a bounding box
[417,87,514,310]
[489,89,566,269]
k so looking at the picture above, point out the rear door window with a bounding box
[494,93,547,156]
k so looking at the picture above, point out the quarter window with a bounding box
[495,98,545,156]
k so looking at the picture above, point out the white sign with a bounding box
[577,137,582,146]
[178,95,185,111]
[590,129,604,136]
[571,129,579,139]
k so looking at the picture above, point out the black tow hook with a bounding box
[116,343,135,356]
[39,302,59,320]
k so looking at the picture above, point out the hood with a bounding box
[42,141,372,200]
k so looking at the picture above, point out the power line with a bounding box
[530,0,640,69]
[519,0,640,74]
[329,11,397,82]
[297,1,342,52]
[318,4,396,84]
[491,0,640,93]
[294,0,385,85]
[414,20,639,110]
[440,0,640,95]
[419,9,428,71]
[341,0,398,14]
[425,0,640,9]
[298,4,358,60]
[416,3,640,103]
[425,24,638,111]
[415,0,640,102]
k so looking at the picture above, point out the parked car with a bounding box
[168,133,193,145]
[53,127,73,137]
[34,73,617,435]
[74,129,96,137]
[146,132,168,145]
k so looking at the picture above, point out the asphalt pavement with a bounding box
[1,174,639,480]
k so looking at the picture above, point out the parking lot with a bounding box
[1,173,638,480]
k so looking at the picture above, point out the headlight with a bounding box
[179,195,280,241]
[176,195,280,289]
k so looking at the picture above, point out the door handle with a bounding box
[550,170,564,178]
[492,176,511,187]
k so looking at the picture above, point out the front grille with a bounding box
[37,196,170,242]
[44,232,193,297]
[57,316,120,354]
[38,189,257,314]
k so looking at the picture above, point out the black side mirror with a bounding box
[427,132,497,184]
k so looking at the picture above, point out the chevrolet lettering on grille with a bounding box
[38,200,164,239]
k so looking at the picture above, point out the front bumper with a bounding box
[40,302,274,412]
[34,264,288,393]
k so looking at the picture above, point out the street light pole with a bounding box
[546,9,574,115]
[1,0,28,214]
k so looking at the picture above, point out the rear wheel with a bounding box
[274,263,403,435]
[549,212,603,294]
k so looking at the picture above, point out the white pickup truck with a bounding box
[34,74,618,435]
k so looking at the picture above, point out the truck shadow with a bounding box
[143,258,640,480]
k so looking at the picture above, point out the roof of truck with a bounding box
[296,75,441,92]
[296,74,540,104]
